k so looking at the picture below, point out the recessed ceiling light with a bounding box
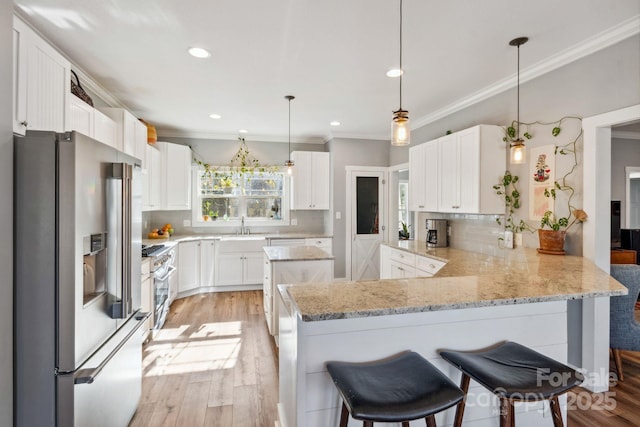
[330,121,341,126]
[239,129,248,134]
[386,68,403,78]
[188,47,210,58]
[209,113,221,119]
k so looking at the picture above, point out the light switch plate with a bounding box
[336,211,341,219]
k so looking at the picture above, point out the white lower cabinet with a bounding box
[380,245,445,279]
[305,237,332,255]
[200,240,216,287]
[216,240,267,287]
[178,241,201,295]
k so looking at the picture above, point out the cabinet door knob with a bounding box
[20,120,28,127]
[429,264,435,269]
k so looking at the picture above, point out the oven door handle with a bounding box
[156,265,176,282]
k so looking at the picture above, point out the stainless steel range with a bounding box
[142,244,176,330]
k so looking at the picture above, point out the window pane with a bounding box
[201,197,240,220]
[356,176,379,234]
[246,197,282,219]
[244,173,283,196]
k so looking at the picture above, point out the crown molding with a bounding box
[412,14,640,130]
[328,131,389,141]
[156,129,326,144]
[612,130,640,140]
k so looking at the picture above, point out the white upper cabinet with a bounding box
[93,109,118,148]
[291,151,330,210]
[143,143,162,211]
[438,125,505,214]
[410,125,505,214]
[67,94,93,137]
[162,142,192,210]
[409,139,438,212]
[13,16,70,135]
[99,108,148,165]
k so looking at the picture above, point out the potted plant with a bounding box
[493,171,534,247]
[538,208,587,253]
[399,221,411,240]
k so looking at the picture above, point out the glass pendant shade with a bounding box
[510,139,526,164]
[391,109,410,146]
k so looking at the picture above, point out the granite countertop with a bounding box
[280,246,627,322]
[264,245,334,262]
[142,232,332,246]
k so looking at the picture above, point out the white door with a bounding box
[348,169,386,281]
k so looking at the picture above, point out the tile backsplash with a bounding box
[143,209,328,236]
[416,212,506,256]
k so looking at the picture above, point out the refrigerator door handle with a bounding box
[109,163,134,319]
[73,312,150,385]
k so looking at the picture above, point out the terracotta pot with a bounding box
[538,229,566,253]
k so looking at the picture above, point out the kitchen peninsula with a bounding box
[277,245,627,427]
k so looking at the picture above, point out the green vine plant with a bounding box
[501,116,588,232]
[191,137,281,186]
[493,171,535,234]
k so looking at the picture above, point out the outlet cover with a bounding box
[291,218,298,226]
[183,219,191,227]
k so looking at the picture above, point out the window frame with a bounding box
[191,166,290,228]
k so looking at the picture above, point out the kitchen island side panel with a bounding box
[279,299,569,427]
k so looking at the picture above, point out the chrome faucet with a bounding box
[239,215,249,235]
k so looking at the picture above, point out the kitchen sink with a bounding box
[219,235,266,241]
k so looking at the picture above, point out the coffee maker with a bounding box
[426,219,448,248]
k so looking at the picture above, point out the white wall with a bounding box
[1,2,13,425]
[611,138,640,228]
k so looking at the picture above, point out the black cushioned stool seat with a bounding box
[326,351,464,427]
[440,341,584,427]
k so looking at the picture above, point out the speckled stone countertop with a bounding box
[264,245,334,262]
[142,232,331,246]
[280,246,627,322]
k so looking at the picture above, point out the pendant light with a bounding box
[391,0,410,146]
[284,95,295,175]
[509,36,528,164]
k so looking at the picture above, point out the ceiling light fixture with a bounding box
[509,36,528,164]
[391,0,410,146]
[330,121,341,126]
[188,47,210,58]
[284,95,295,175]
[386,69,403,78]
[209,113,221,119]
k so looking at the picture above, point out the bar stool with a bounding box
[439,341,583,427]
[326,351,464,427]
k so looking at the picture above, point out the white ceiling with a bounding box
[14,0,640,143]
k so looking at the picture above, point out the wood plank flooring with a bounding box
[130,291,640,427]
[128,291,279,427]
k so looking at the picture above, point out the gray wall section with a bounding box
[329,138,390,278]
[1,1,13,425]
[391,35,640,168]
[159,136,326,166]
[611,138,640,228]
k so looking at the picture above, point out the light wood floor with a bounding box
[128,291,279,427]
[129,291,640,427]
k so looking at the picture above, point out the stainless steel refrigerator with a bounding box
[14,131,148,427]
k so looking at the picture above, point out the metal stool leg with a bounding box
[453,373,470,427]
[363,422,373,427]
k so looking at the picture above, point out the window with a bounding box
[398,180,409,230]
[193,168,289,227]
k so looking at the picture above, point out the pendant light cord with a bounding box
[516,42,520,140]
[399,0,403,109]
[288,98,291,156]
